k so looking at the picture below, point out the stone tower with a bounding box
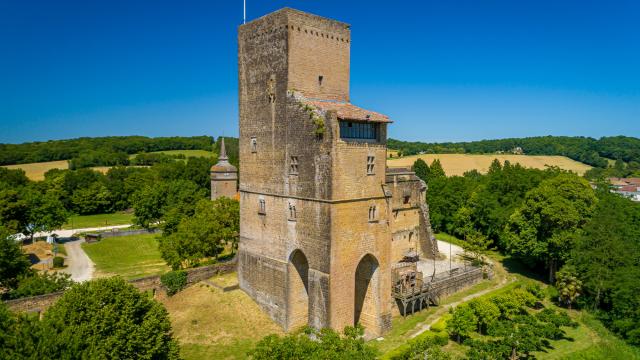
[210,138,238,200]
[237,8,395,337]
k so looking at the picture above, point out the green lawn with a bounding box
[82,233,169,279]
[62,212,134,229]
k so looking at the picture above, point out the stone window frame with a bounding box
[251,137,257,153]
[258,198,266,215]
[288,202,297,221]
[366,156,375,175]
[368,204,378,223]
[403,187,411,204]
[290,156,299,175]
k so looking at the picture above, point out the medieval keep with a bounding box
[210,138,238,200]
[237,8,447,337]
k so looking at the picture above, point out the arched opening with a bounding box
[354,254,380,331]
[287,250,309,330]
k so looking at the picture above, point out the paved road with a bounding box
[38,224,129,282]
[62,239,95,282]
[34,224,131,239]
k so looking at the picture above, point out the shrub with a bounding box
[52,256,64,268]
[9,272,73,299]
[430,313,451,332]
[160,270,187,296]
[250,325,376,359]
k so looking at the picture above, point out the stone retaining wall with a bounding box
[4,260,237,313]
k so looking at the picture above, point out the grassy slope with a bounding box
[161,272,283,360]
[81,233,169,279]
[387,153,592,176]
[62,212,134,229]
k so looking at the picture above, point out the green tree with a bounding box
[430,159,446,179]
[70,182,111,214]
[451,206,473,241]
[446,303,477,343]
[412,158,430,183]
[486,317,548,360]
[132,179,204,229]
[469,298,500,334]
[555,265,582,309]
[159,198,238,269]
[39,277,180,359]
[504,174,597,282]
[24,188,68,240]
[462,231,492,264]
[0,227,31,290]
[250,325,377,360]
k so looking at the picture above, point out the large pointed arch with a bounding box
[354,254,380,331]
[287,249,310,330]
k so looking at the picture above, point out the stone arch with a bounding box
[354,254,380,331]
[287,249,309,331]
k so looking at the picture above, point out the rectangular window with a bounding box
[288,203,297,221]
[367,156,375,175]
[290,156,299,175]
[339,121,378,140]
[251,137,257,153]
[368,205,377,222]
[258,199,266,215]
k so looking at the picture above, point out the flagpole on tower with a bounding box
[243,0,246,24]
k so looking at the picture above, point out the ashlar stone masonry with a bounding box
[237,8,439,338]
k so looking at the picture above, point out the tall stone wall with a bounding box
[287,10,351,102]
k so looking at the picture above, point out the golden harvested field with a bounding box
[1,161,115,180]
[3,160,69,181]
[387,154,592,176]
[162,273,283,360]
[129,149,216,159]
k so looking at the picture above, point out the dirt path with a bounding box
[63,239,95,282]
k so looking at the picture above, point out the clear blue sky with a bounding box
[1,0,639,144]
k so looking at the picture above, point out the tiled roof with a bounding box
[304,99,392,123]
[608,177,640,186]
[619,185,640,192]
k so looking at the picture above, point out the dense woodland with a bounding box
[389,135,640,169]
[418,158,640,347]
[0,135,214,166]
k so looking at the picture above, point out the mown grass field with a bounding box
[387,153,592,176]
[82,233,169,279]
[161,272,283,360]
[62,212,134,229]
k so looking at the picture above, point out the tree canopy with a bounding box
[38,277,180,359]
[504,174,597,281]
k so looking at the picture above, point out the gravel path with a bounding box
[62,239,95,282]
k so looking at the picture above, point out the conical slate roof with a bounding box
[211,138,237,173]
